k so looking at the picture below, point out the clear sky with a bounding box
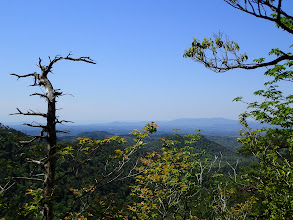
[1,0,292,124]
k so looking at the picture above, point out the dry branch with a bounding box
[26,158,44,166]
[224,0,293,34]
[12,176,43,182]
[10,108,47,118]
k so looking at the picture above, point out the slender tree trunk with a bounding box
[42,79,57,220]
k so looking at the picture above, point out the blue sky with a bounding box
[1,0,292,124]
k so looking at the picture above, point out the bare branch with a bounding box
[0,182,15,195]
[10,72,36,79]
[54,91,63,97]
[43,53,96,75]
[19,136,43,145]
[55,119,74,124]
[224,0,293,34]
[23,123,47,129]
[56,130,70,134]
[11,176,43,182]
[11,72,39,86]
[26,158,44,166]
[30,93,47,99]
[10,108,47,118]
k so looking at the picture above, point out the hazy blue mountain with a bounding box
[7,117,266,137]
[76,130,114,139]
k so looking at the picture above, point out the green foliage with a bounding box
[127,132,249,220]
[271,13,293,31]
[0,124,41,219]
[52,122,158,219]
[236,57,293,129]
[184,1,293,218]
[128,134,204,219]
[0,122,160,219]
[2,121,250,219]
[206,136,243,152]
[183,33,248,72]
[182,1,293,218]
[21,188,43,219]
[237,115,293,219]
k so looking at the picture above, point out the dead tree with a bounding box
[11,53,96,220]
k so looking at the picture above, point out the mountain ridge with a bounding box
[5,117,264,137]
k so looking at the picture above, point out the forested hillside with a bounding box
[0,123,254,219]
[206,136,242,152]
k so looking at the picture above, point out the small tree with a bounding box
[11,53,96,220]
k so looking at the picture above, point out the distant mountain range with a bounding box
[6,117,266,137]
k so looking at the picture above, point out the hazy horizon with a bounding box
[3,117,251,127]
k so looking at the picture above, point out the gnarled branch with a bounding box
[38,52,96,77]
[224,0,293,34]
[10,108,47,118]
[11,72,39,86]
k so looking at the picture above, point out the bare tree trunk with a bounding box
[43,78,57,220]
